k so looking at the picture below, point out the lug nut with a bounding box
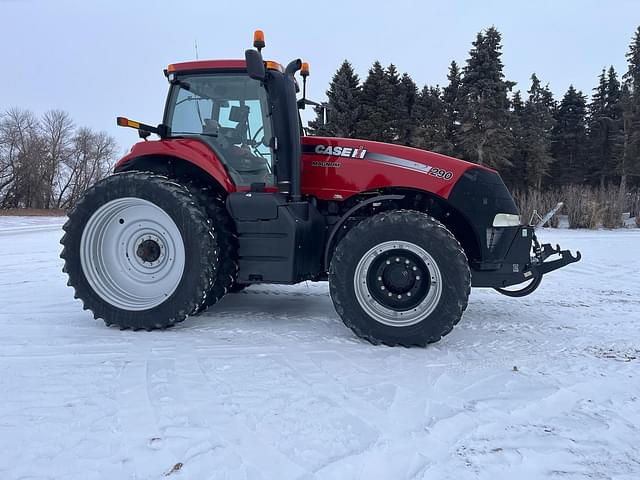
[412,266,417,271]
[416,276,421,280]
[381,286,385,290]
[397,295,402,299]
[378,276,382,281]
[395,257,400,262]
[407,292,412,297]
[386,260,391,265]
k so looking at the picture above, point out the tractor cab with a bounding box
[160,31,307,201]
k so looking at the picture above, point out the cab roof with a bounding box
[167,59,284,74]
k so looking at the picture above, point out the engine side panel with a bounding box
[300,136,487,201]
[227,193,326,283]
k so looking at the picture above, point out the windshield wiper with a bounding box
[175,95,208,106]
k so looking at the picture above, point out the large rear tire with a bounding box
[60,171,217,329]
[184,183,238,311]
[329,210,470,346]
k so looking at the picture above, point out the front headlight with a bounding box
[492,213,521,227]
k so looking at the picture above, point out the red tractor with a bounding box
[61,31,580,346]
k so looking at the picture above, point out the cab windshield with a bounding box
[165,74,274,186]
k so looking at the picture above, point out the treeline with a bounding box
[309,26,640,195]
[0,109,117,209]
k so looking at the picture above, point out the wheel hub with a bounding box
[134,235,165,266]
[383,263,416,293]
[367,249,431,311]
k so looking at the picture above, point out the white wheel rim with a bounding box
[80,197,186,311]
[353,241,443,327]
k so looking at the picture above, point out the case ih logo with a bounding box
[314,145,367,159]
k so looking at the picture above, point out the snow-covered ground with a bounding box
[0,217,639,480]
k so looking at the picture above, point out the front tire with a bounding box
[329,210,470,346]
[60,171,218,329]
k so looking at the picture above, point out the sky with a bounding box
[1,0,639,153]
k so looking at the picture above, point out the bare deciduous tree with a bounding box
[58,127,117,209]
[0,108,117,210]
[41,110,74,208]
[0,108,45,208]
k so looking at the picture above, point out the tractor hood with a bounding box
[300,136,495,201]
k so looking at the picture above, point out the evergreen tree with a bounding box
[621,26,640,185]
[505,90,527,189]
[591,69,608,114]
[587,67,624,186]
[550,85,588,185]
[458,27,515,170]
[385,64,401,92]
[308,60,361,137]
[441,61,463,157]
[606,66,623,113]
[511,90,525,116]
[395,73,419,146]
[355,61,396,142]
[412,85,448,153]
[519,74,556,188]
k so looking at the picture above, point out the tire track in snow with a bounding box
[139,354,240,479]
[0,224,64,236]
[196,351,379,475]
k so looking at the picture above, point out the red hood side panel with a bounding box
[114,139,235,193]
[115,136,488,201]
[301,137,490,201]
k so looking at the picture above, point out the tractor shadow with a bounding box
[174,285,531,349]
[174,285,352,338]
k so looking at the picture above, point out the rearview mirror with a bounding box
[245,49,266,81]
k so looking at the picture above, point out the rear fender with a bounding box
[114,139,235,193]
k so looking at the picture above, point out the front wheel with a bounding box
[329,210,470,346]
[60,171,218,329]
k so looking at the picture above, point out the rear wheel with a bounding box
[60,171,217,329]
[329,210,470,346]
[184,183,238,311]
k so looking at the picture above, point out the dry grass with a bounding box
[514,185,639,229]
[0,208,66,217]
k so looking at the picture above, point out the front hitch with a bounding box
[489,200,582,297]
[533,241,582,276]
[492,234,581,297]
